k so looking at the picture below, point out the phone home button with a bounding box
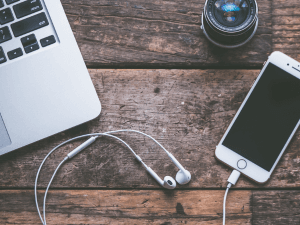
[237,159,247,169]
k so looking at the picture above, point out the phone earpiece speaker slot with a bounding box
[292,66,300,72]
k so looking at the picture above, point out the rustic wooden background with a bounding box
[0,0,300,224]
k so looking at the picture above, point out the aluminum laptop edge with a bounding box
[0,0,101,155]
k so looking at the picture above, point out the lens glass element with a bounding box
[203,0,258,48]
[213,0,249,27]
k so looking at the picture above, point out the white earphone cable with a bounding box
[105,130,170,155]
[223,170,241,225]
[36,133,145,225]
[223,183,231,225]
[35,134,91,224]
[35,130,171,225]
[43,156,68,225]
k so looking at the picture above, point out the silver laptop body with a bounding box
[0,0,101,155]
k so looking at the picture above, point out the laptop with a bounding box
[0,0,101,155]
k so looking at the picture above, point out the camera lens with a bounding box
[202,0,258,48]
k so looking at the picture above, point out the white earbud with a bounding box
[176,169,191,185]
[146,167,176,189]
[163,176,176,189]
[167,152,191,185]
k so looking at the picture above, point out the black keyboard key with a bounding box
[0,0,4,8]
[0,8,14,25]
[21,34,39,53]
[7,47,22,60]
[13,0,43,19]
[0,47,7,64]
[24,42,39,53]
[0,26,12,44]
[6,0,19,4]
[11,12,48,37]
[40,35,56,47]
[21,33,36,46]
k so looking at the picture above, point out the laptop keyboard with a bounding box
[0,0,57,65]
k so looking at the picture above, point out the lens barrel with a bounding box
[202,0,258,48]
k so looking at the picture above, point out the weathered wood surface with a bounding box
[253,191,300,224]
[0,190,252,224]
[2,190,300,225]
[62,0,273,68]
[272,0,300,63]
[1,69,300,189]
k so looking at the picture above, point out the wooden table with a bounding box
[1,0,300,224]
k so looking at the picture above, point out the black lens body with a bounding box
[202,0,258,48]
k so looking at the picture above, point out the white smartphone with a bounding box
[215,51,300,183]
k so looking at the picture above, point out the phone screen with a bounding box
[222,63,300,171]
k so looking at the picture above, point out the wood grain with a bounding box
[1,69,300,188]
[253,190,300,224]
[2,189,300,224]
[61,0,272,68]
[0,190,251,224]
[272,0,300,62]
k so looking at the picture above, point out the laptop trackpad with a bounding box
[0,114,11,149]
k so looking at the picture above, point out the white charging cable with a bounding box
[223,170,241,225]
[35,130,174,225]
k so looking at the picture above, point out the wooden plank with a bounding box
[272,0,300,62]
[0,190,251,224]
[61,0,272,68]
[253,190,300,224]
[2,189,300,224]
[1,69,300,188]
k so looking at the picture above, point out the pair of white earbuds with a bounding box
[35,130,191,225]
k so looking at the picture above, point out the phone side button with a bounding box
[237,159,247,169]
